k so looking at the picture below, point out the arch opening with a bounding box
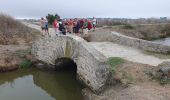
[54,57,77,72]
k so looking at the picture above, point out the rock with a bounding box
[25,54,38,64]
[121,79,129,86]
[0,65,19,72]
[113,72,122,81]
[157,61,170,78]
[35,63,46,69]
[149,61,170,82]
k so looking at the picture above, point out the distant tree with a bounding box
[55,14,60,20]
[46,14,60,25]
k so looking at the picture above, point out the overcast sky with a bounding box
[0,0,170,19]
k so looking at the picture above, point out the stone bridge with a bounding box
[27,22,170,93]
[31,35,111,93]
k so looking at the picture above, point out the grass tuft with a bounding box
[107,57,124,73]
[19,60,32,69]
[122,24,135,29]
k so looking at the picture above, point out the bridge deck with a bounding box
[89,42,170,66]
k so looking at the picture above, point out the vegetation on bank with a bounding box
[107,57,135,84]
[102,23,170,40]
[19,60,32,69]
[107,57,124,74]
[122,24,135,30]
[0,14,40,45]
[0,14,40,72]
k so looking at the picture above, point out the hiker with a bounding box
[40,17,45,35]
[87,20,92,30]
[92,17,97,31]
[58,19,66,35]
[68,19,74,33]
[58,19,62,33]
[65,19,69,33]
[73,18,80,34]
[53,19,59,35]
[75,19,81,36]
[83,19,89,37]
[79,19,85,33]
[73,18,77,33]
[44,18,49,36]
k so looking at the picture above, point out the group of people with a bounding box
[40,17,97,37]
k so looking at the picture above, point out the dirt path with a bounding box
[90,42,170,66]
[23,22,56,37]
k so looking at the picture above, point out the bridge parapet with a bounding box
[89,31,170,54]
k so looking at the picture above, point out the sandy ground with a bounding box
[0,23,38,70]
[103,61,170,100]
[83,61,170,100]
[0,39,30,68]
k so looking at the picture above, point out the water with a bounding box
[0,68,83,100]
[154,37,170,46]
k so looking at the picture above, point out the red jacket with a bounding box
[53,21,58,28]
[87,21,92,30]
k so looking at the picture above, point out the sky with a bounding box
[0,0,170,19]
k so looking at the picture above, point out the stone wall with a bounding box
[89,31,170,54]
[31,35,111,93]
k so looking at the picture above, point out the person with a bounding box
[58,19,66,35]
[79,19,84,33]
[87,20,92,30]
[75,19,81,36]
[44,18,49,36]
[40,17,45,35]
[53,19,59,35]
[58,19,62,33]
[68,19,74,33]
[92,17,97,31]
[73,18,77,33]
[83,19,89,38]
[65,19,69,33]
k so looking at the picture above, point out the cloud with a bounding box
[0,0,170,19]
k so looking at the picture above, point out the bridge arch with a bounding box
[54,57,77,71]
[31,35,111,93]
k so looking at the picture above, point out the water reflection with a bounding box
[154,37,170,46]
[0,68,83,100]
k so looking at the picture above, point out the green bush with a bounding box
[107,57,124,73]
[122,24,135,29]
[20,60,32,68]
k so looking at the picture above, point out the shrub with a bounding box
[161,24,170,36]
[122,24,135,29]
[107,57,124,73]
[19,60,32,68]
